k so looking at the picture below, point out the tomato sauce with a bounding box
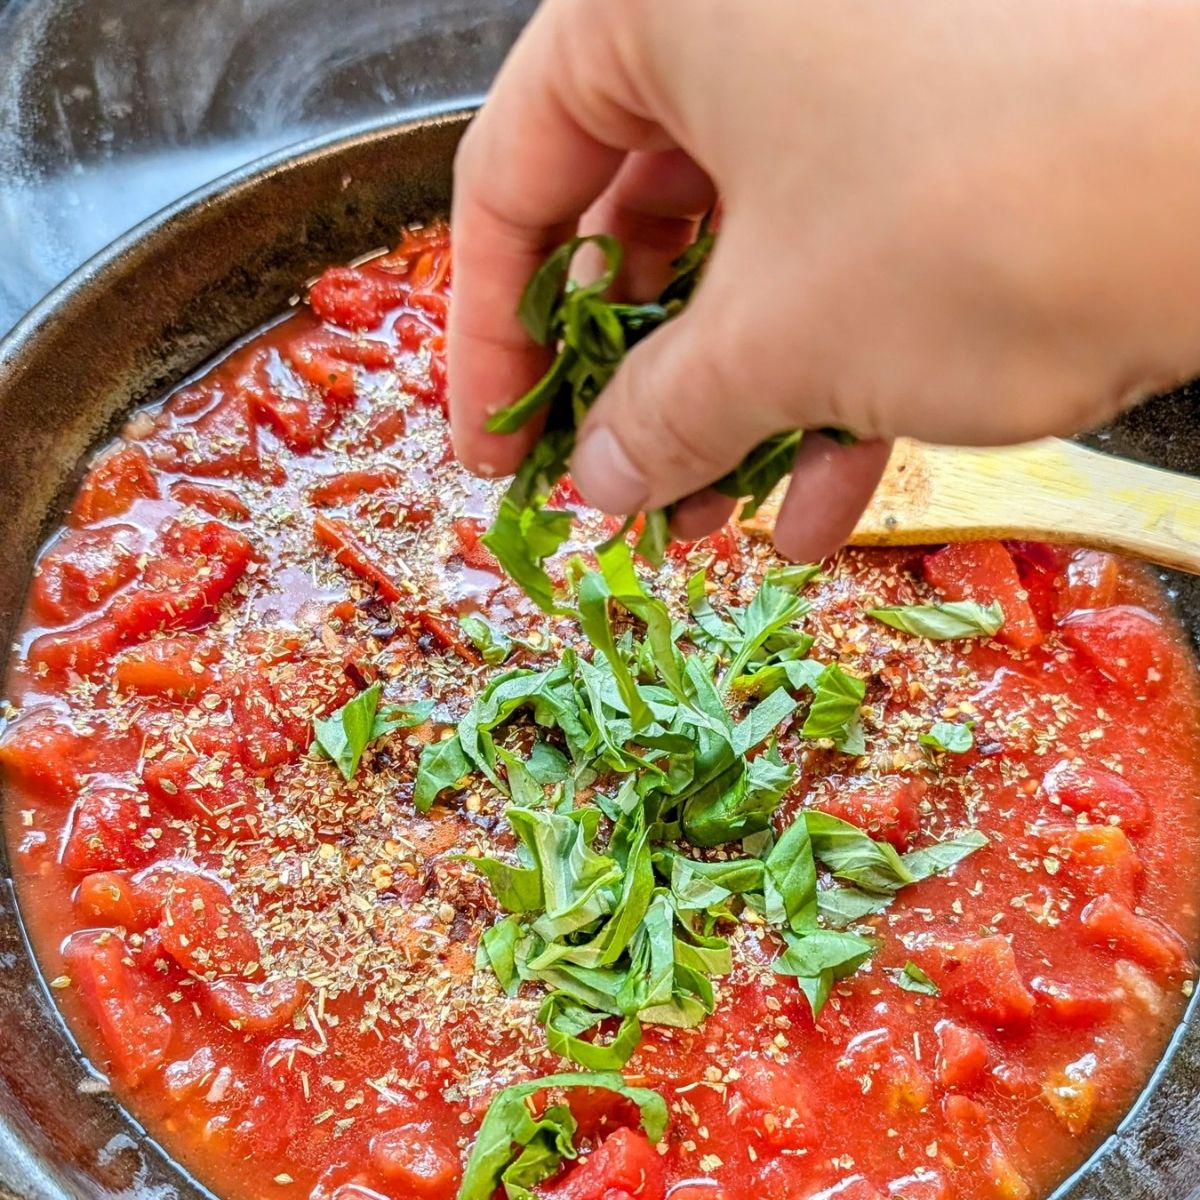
[1,222,1197,1200]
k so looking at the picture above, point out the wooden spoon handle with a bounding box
[746,438,1200,575]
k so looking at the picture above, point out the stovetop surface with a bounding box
[0,0,532,336]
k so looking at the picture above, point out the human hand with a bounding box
[449,0,1200,559]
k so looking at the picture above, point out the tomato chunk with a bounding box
[308,265,410,331]
[453,517,500,573]
[69,445,159,526]
[152,388,265,479]
[1037,823,1141,904]
[1029,975,1120,1027]
[110,520,253,641]
[76,872,142,928]
[63,931,173,1084]
[732,1051,817,1149]
[368,1122,462,1197]
[32,525,141,625]
[114,636,218,699]
[1081,894,1194,979]
[813,777,924,849]
[157,872,259,979]
[922,937,1035,1027]
[842,1029,932,1112]
[544,1127,665,1200]
[203,977,310,1032]
[1040,759,1149,834]
[943,1096,1031,1200]
[0,710,83,802]
[61,784,154,873]
[935,1019,990,1088]
[1059,605,1171,696]
[924,541,1043,649]
[807,1179,884,1200]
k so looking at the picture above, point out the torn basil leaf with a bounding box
[313,682,432,781]
[867,600,1004,640]
[888,960,940,996]
[920,720,975,754]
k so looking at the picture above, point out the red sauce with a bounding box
[1,223,1197,1200]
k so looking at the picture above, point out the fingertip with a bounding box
[771,436,893,562]
[669,488,738,541]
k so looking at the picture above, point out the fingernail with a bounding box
[570,426,648,514]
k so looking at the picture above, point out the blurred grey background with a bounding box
[0,0,535,336]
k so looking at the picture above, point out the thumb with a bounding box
[569,287,788,515]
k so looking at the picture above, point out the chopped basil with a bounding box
[459,614,518,665]
[867,600,1004,640]
[312,682,432,781]
[800,663,867,750]
[457,1072,667,1200]
[888,960,940,996]
[920,720,975,754]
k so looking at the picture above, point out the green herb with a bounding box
[413,734,471,812]
[457,1072,667,1200]
[920,720,975,754]
[800,663,866,750]
[867,600,1004,640]
[481,232,846,611]
[312,683,432,781]
[459,614,520,665]
[888,960,940,996]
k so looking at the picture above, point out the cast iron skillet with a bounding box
[0,106,1196,1200]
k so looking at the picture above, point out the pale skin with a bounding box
[449,0,1200,560]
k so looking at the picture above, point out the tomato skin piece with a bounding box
[1081,894,1194,979]
[168,480,251,521]
[934,1019,990,1088]
[61,784,154,873]
[203,977,310,1032]
[367,1122,462,1196]
[114,636,218,699]
[1040,759,1150,834]
[32,524,141,625]
[157,872,259,979]
[921,936,1036,1027]
[309,466,402,507]
[1054,548,1119,619]
[62,931,173,1085]
[453,517,500,573]
[69,445,160,527]
[1059,605,1171,696]
[813,777,924,849]
[544,1127,666,1200]
[314,515,403,603]
[924,541,1043,649]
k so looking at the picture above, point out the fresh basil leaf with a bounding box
[817,885,892,929]
[764,815,818,933]
[773,928,876,1017]
[413,733,471,813]
[478,917,524,995]
[459,614,517,665]
[732,687,798,756]
[538,994,642,1069]
[801,663,866,745]
[663,853,765,910]
[723,580,811,687]
[312,682,379,781]
[712,430,804,520]
[888,961,940,996]
[804,811,916,893]
[527,741,571,786]
[868,600,1005,640]
[901,830,988,881]
[764,563,821,591]
[686,568,741,653]
[458,1071,666,1200]
[920,721,975,754]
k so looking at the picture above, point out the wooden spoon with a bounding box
[745,437,1200,574]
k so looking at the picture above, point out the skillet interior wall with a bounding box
[0,109,1196,1200]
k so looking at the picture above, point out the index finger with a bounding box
[448,0,674,476]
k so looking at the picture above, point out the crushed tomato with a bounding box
[1,222,1197,1200]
